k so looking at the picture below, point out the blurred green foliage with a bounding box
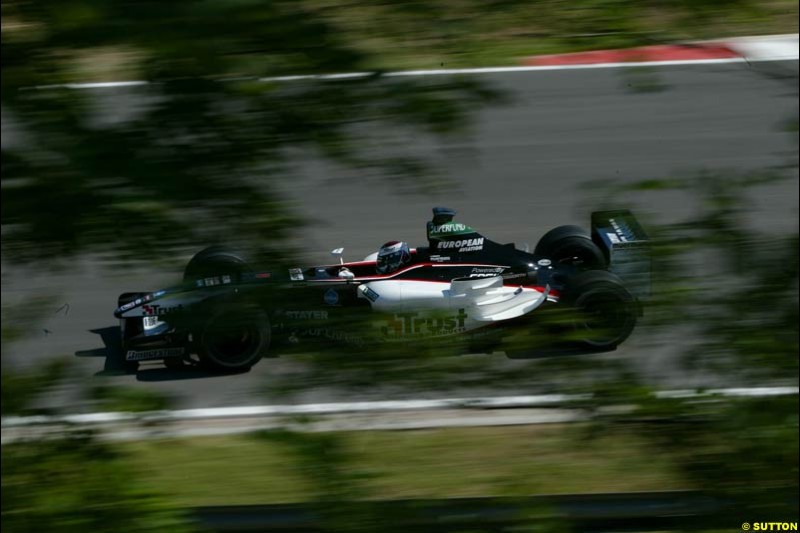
[1,297,52,348]
[1,359,67,416]
[1,1,797,531]
[283,0,796,69]
[1,0,501,263]
[250,429,569,532]
[2,301,189,532]
[120,426,685,506]
[1,298,71,416]
[2,0,797,262]
[580,389,799,524]
[89,384,174,413]
[575,165,799,523]
[2,431,195,533]
[584,170,799,378]
[256,430,382,532]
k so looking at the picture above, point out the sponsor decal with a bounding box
[255,272,271,279]
[153,290,166,297]
[609,218,630,242]
[142,303,183,316]
[469,266,504,278]
[324,288,339,306]
[195,275,232,287]
[381,309,468,337]
[437,237,484,253]
[362,286,380,302]
[300,328,366,346]
[143,316,163,331]
[537,259,551,266]
[471,267,504,274]
[606,232,621,244]
[289,268,304,281]
[118,301,137,312]
[430,255,451,262]
[284,310,329,320]
[429,222,471,235]
[502,272,527,279]
[126,347,185,361]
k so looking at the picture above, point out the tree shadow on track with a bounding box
[134,366,244,382]
[502,343,607,360]
[489,317,618,360]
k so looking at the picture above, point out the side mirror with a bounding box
[330,247,344,264]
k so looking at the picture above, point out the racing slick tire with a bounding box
[534,225,607,269]
[194,304,270,372]
[564,270,637,350]
[183,246,253,282]
[117,292,146,373]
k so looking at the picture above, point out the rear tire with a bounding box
[195,305,270,372]
[534,225,607,269]
[564,270,637,350]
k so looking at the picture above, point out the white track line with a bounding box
[26,55,798,91]
[2,387,796,428]
[261,58,762,81]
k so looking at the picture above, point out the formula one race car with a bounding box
[114,208,650,372]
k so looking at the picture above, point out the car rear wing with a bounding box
[591,210,651,301]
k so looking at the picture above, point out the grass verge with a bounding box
[122,423,687,506]
[8,1,796,83]
[314,0,799,70]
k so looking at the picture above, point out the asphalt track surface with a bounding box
[2,60,798,411]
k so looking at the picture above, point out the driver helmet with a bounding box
[376,241,411,274]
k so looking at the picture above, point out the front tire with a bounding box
[564,271,637,350]
[184,246,253,283]
[195,305,270,372]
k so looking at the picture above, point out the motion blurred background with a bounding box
[2,1,798,531]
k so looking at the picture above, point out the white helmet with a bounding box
[376,241,410,274]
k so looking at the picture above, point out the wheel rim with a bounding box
[204,317,263,366]
[576,289,634,346]
[553,243,604,268]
